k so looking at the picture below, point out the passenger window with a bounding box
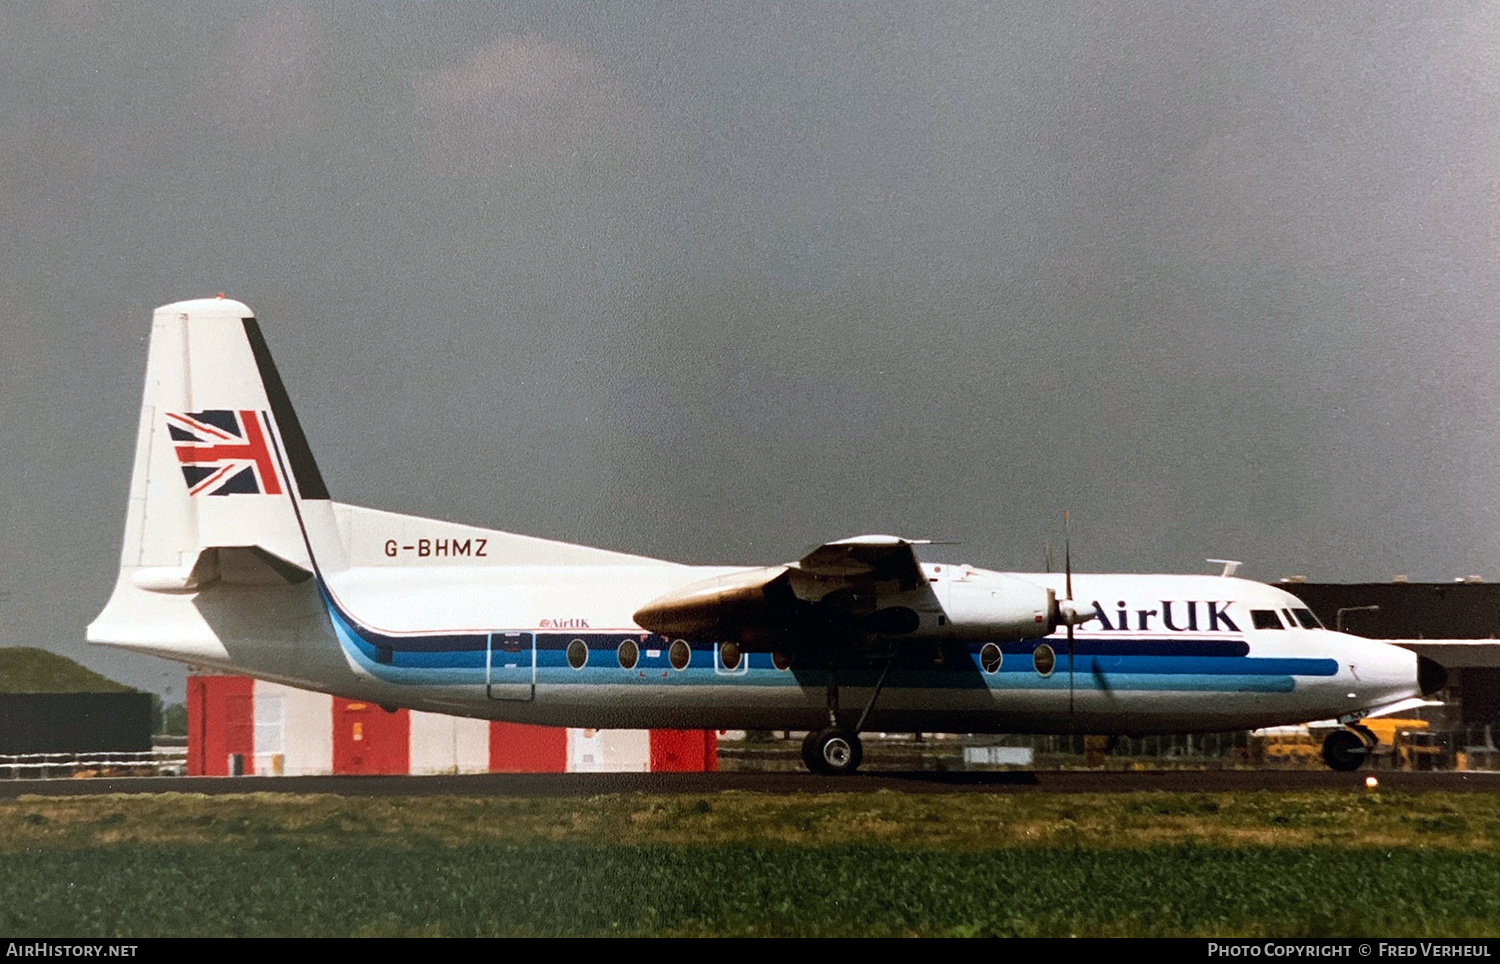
[1250,610,1284,630]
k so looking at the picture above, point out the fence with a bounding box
[0,749,189,779]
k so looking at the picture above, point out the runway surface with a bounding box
[5,769,1500,797]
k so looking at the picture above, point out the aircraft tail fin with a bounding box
[94,297,344,611]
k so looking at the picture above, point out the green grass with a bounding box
[10,789,1500,852]
[6,790,1500,936]
[5,842,1500,937]
[0,647,133,693]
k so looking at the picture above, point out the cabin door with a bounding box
[487,632,536,701]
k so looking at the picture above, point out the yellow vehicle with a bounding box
[1251,718,1437,769]
[1345,718,1439,769]
[1248,726,1323,767]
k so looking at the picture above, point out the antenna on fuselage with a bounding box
[1207,559,1242,578]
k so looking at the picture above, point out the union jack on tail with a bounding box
[167,409,284,496]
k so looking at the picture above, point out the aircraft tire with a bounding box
[800,732,821,772]
[802,728,863,775]
[1322,728,1369,772]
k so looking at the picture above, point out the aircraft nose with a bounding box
[1418,655,1449,696]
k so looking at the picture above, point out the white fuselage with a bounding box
[93,518,1423,735]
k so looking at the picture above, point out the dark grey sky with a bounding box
[3,2,1498,692]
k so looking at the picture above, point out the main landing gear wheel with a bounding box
[1322,728,1371,772]
[802,728,864,775]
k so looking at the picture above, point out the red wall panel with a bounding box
[649,729,718,772]
[187,675,255,776]
[191,677,720,776]
[332,699,410,775]
[488,722,567,772]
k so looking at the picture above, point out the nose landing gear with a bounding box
[1322,726,1375,772]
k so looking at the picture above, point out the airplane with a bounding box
[88,297,1448,775]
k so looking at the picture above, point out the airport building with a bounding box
[1278,579,1500,727]
[188,674,718,776]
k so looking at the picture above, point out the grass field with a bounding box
[0,648,133,694]
[5,789,1500,936]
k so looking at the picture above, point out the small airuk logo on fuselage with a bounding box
[167,410,284,496]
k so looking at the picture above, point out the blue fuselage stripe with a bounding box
[320,587,1338,694]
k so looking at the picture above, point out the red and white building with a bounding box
[187,675,717,777]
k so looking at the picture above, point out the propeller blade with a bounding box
[1064,509,1073,603]
[1067,618,1075,714]
[1064,511,1075,713]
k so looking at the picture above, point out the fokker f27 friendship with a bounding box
[89,298,1447,774]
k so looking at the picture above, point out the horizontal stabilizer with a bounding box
[131,546,313,593]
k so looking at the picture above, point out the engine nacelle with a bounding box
[938,571,1056,641]
[632,566,793,645]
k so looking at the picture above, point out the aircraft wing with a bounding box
[792,535,928,584]
[634,535,942,646]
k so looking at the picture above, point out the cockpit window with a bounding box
[1251,609,1285,630]
[1292,608,1322,629]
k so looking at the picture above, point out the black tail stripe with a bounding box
[242,317,330,500]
